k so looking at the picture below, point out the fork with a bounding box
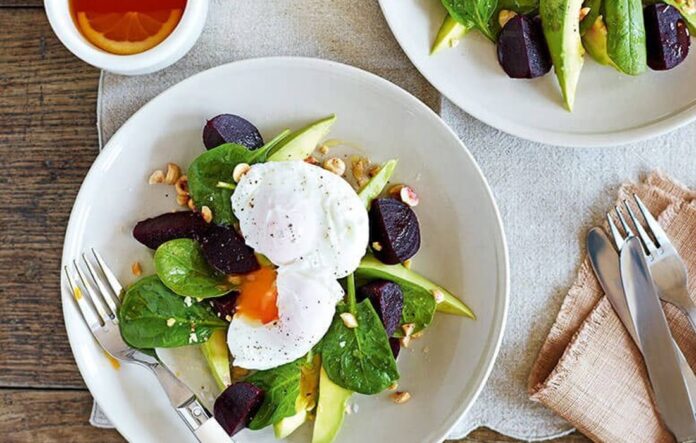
[607,194,696,332]
[64,249,229,442]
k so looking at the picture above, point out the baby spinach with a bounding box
[442,0,499,41]
[188,130,290,225]
[118,275,227,348]
[604,0,647,75]
[154,239,235,299]
[246,358,303,430]
[321,300,399,395]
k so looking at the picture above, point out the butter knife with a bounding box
[621,236,696,442]
[587,227,696,407]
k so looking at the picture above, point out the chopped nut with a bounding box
[187,197,196,211]
[201,206,213,223]
[400,335,412,348]
[225,315,233,322]
[165,163,182,185]
[387,381,399,391]
[233,163,251,183]
[176,194,189,207]
[401,323,416,337]
[498,9,517,28]
[131,261,142,276]
[305,156,320,165]
[432,288,445,304]
[390,391,411,404]
[322,157,346,176]
[403,259,412,269]
[411,330,425,339]
[579,6,591,21]
[232,366,250,379]
[148,169,165,184]
[166,318,176,327]
[227,275,243,285]
[175,175,189,195]
[318,145,330,155]
[390,184,419,207]
[351,157,368,181]
[371,241,383,252]
[368,165,382,177]
[340,312,358,329]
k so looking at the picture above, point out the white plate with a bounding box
[379,0,696,147]
[61,57,508,443]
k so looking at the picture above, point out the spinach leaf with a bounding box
[246,358,303,430]
[188,130,290,225]
[442,0,499,41]
[118,275,227,348]
[321,300,399,395]
[665,0,696,32]
[605,0,647,75]
[154,239,235,299]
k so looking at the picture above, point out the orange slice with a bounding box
[77,9,183,55]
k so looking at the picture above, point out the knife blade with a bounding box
[621,236,696,442]
[587,228,696,408]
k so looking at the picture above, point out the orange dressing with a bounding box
[103,351,120,370]
[235,267,280,324]
[70,0,187,55]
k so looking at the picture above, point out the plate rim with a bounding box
[377,0,696,148]
[61,56,510,442]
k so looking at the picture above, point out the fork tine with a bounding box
[614,206,634,238]
[74,259,113,323]
[623,200,658,255]
[606,213,624,250]
[82,253,120,318]
[633,194,670,248]
[92,249,123,299]
[64,266,102,329]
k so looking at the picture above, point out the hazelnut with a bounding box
[165,163,181,185]
[323,157,346,176]
[390,184,419,207]
[187,197,196,211]
[340,312,358,329]
[579,6,591,21]
[498,9,517,28]
[401,323,416,337]
[368,165,382,177]
[176,194,189,207]
[387,382,399,391]
[400,335,411,348]
[390,391,411,404]
[131,261,142,276]
[175,175,189,195]
[371,241,383,252]
[148,170,165,184]
[201,206,213,223]
[318,145,330,155]
[305,156,319,165]
[233,163,251,183]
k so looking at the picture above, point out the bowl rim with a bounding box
[44,0,208,75]
[61,56,510,442]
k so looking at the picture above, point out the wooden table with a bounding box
[0,2,590,442]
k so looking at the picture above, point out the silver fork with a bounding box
[64,249,228,442]
[607,194,696,332]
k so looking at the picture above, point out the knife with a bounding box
[587,228,696,408]
[621,236,696,442]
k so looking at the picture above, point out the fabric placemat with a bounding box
[94,0,696,440]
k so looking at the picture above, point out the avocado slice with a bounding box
[274,354,321,439]
[431,14,470,55]
[356,255,475,318]
[582,16,617,67]
[540,0,585,111]
[357,159,397,208]
[267,115,336,162]
[312,366,353,443]
[200,329,231,391]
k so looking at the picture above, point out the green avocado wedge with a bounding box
[582,16,617,67]
[200,329,231,390]
[357,159,397,208]
[267,115,336,162]
[604,0,646,75]
[274,354,321,439]
[431,14,471,55]
[356,255,475,318]
[312,366,352,443]
[540,0,585,111]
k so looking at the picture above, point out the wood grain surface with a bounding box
[0,5,590,443]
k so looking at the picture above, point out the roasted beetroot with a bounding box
[497,15,551,79]
[210,292,239,320]
[358,280,404,336]
[133,211,209,249]
[389,337,401,359]
[644,4,690,71]
[369,198,420,264]
[197,224,260,274]
[203,114,264,150]
[213,382,264,436]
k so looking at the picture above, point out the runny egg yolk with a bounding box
[235,267,279,324]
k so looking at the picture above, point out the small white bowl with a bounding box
[44,0,208,75]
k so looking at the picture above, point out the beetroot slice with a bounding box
[213,382,265,436]
[369,198,421,265]
[497,15,551,79]
[203,114,264,150]
[197,224,260,274]
[358,280,404,336]
[389,337,401,359]
[133,211,209,249]
[644,4,690,71]
[209,292,239,321]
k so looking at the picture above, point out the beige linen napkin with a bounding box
[529,171,696,442]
